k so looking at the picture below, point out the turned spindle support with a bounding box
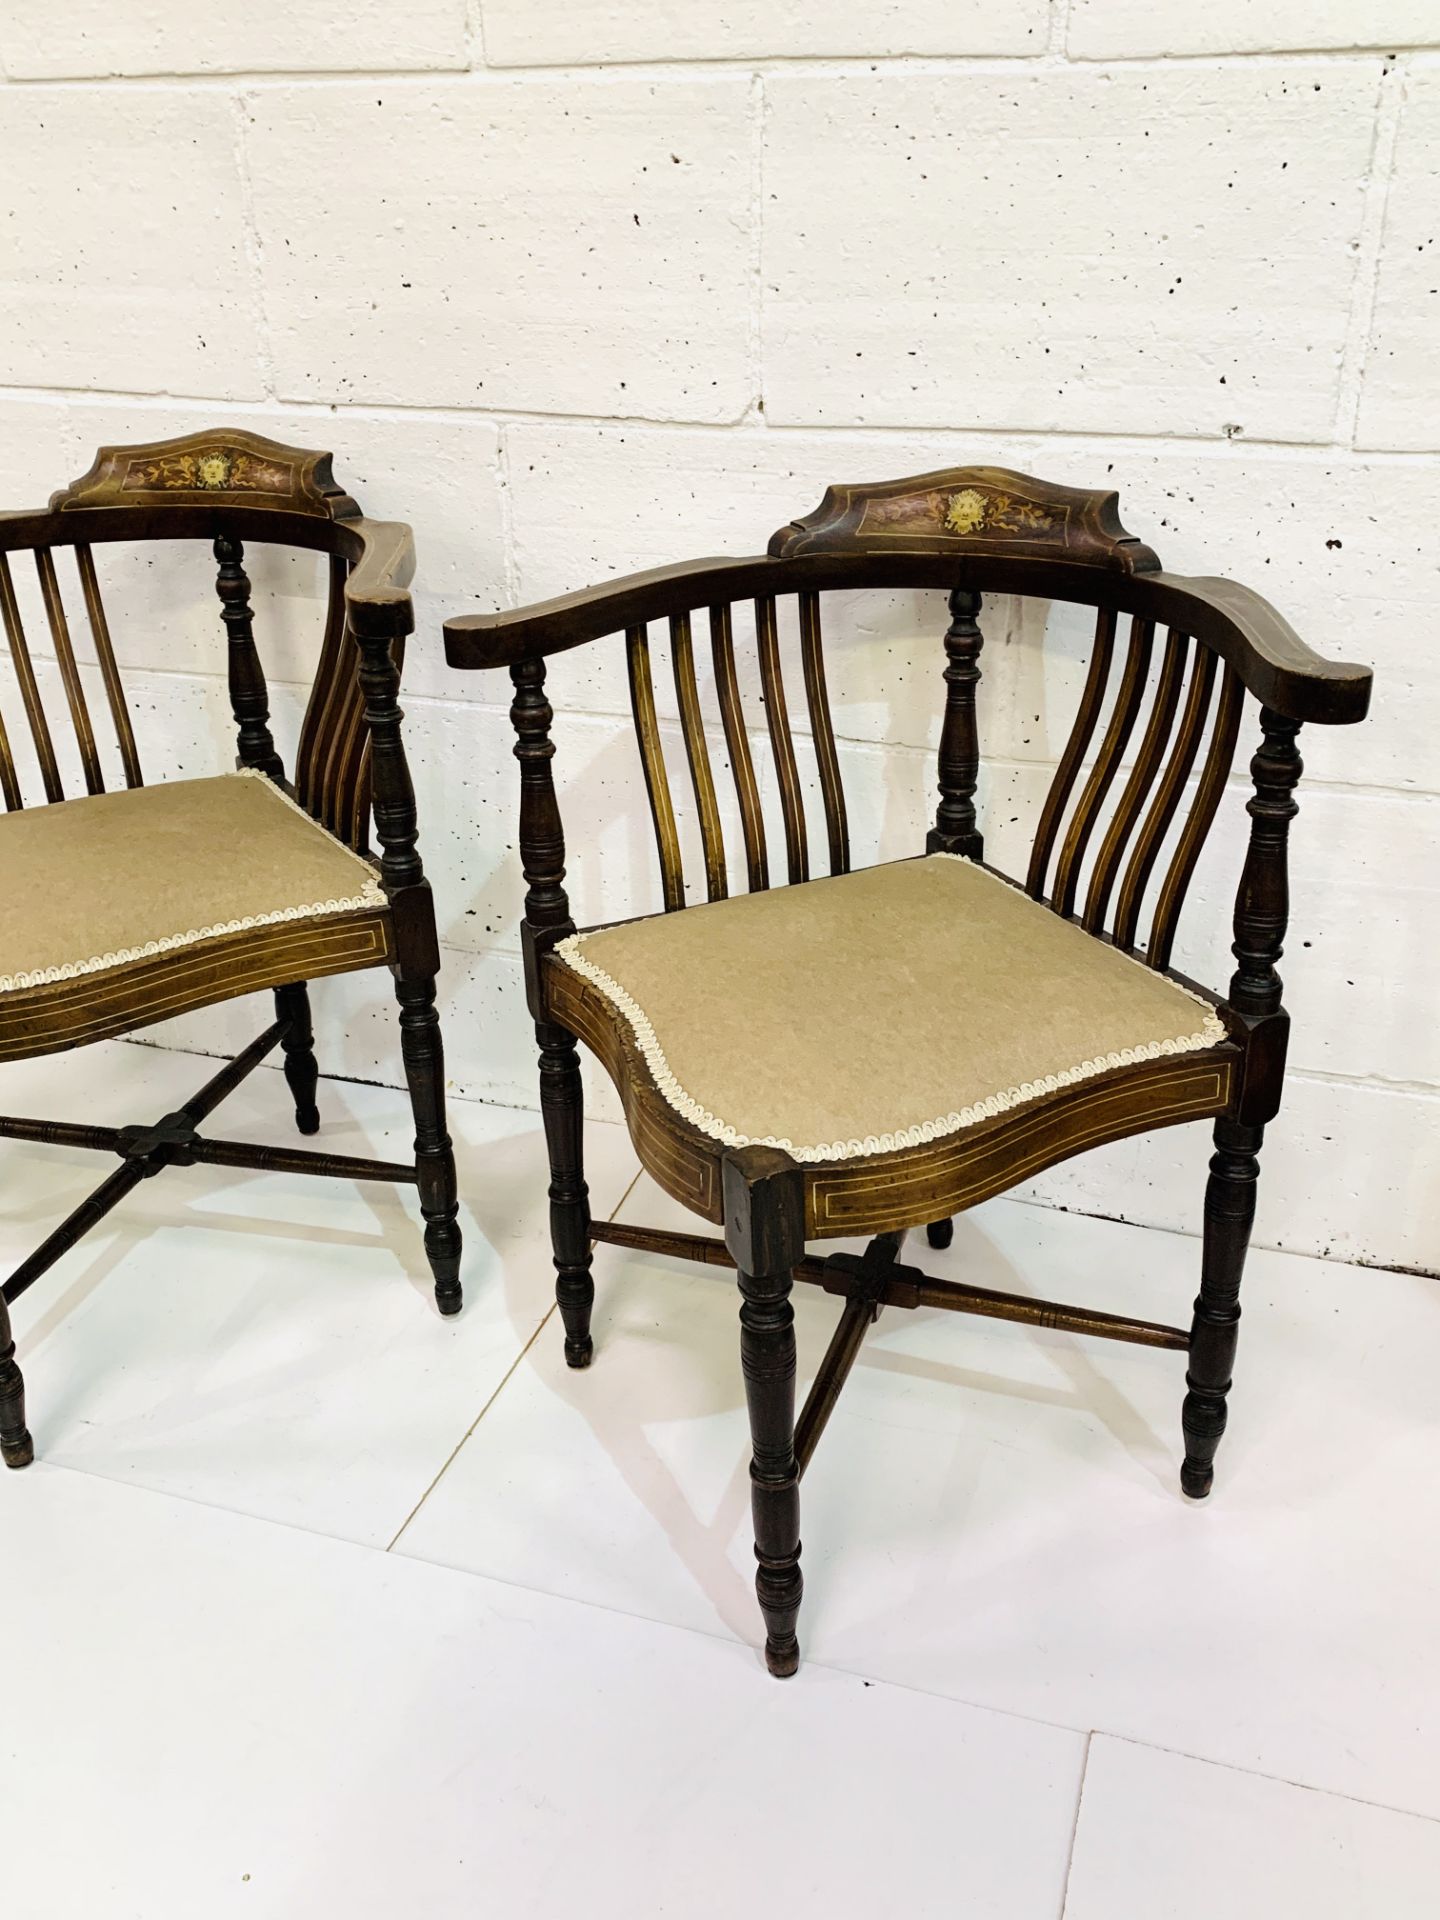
[214,534,284,782]
[925,585,984,860]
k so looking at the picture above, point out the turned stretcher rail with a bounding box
[587,1218,1189,1351]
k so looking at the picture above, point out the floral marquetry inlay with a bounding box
[122,445,296,497]
[944,488,1058,538]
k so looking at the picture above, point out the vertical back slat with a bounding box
[627,624,685,912]
[1051,616,1154,917]
[709,603,768,894]
[296,559,347,819]
[36,547,104,795]
[798,591,849,876]
[755,595,809,886]
[670,611,727,902]
[0,671,18,810]
[0,554,63,802]
[296,560,377,851]
[300,561,353,822]
[334,626,377,850]
[1112,646,1218,951]
[1148,663,1245,970]
[1083,628,1188,934]
[1026,606,1116,900]
[74,545,143,789]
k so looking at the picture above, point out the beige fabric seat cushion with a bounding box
[0,769,384,993]
[557,855,1226,1165]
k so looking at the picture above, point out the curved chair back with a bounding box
[0,428,416,855]
[445,465,1371,989]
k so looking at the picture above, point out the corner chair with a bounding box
[0,430,462,1470]
[444,465,1372,1677]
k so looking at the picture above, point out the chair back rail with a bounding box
[456,467,1370,1024]
[613,581,1247,965]
[0,430,407,853]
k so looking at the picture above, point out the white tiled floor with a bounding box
[3,1036,1438,1915]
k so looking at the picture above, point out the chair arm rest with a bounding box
[444,556,776,668]
[1142,572,1371,725]
[341,518,416,638]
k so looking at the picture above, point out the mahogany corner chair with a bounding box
[445,466,1371,1678]
[0,429,462,1470]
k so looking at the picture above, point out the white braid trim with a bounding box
[556,856,1228,1167]
[0,769,384,994]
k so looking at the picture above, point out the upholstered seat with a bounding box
[553,854,1226,1166]
[0,769,391,1059]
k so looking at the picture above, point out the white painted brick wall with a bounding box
[763,64,1380,438]
[0,13,1435,1274]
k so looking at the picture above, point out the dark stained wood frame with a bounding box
[0,430,462,1474]
[444,462,1372,1678]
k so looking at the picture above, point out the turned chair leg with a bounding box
[395,975,463,1317]
[1182,1117,1262,1499]
[926,1217,954,1250]
[273,982,321,1136]
[724,1149,806,1678]
[0,1292,33,1469]
[537,1021,594,1369]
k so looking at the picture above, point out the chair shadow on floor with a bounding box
[1,1069,473,1456]
[512,1186,1181,1653]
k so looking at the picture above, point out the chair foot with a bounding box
[926,1217,953,1250]
[755,1547,804,1681]
[274,983,321,1136]
[428,1232,464,1318]
[764,1632,801,1679]
[564,1333,594,1369]
[1180,1458,1214,1500]
[1,1335,33,1469]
